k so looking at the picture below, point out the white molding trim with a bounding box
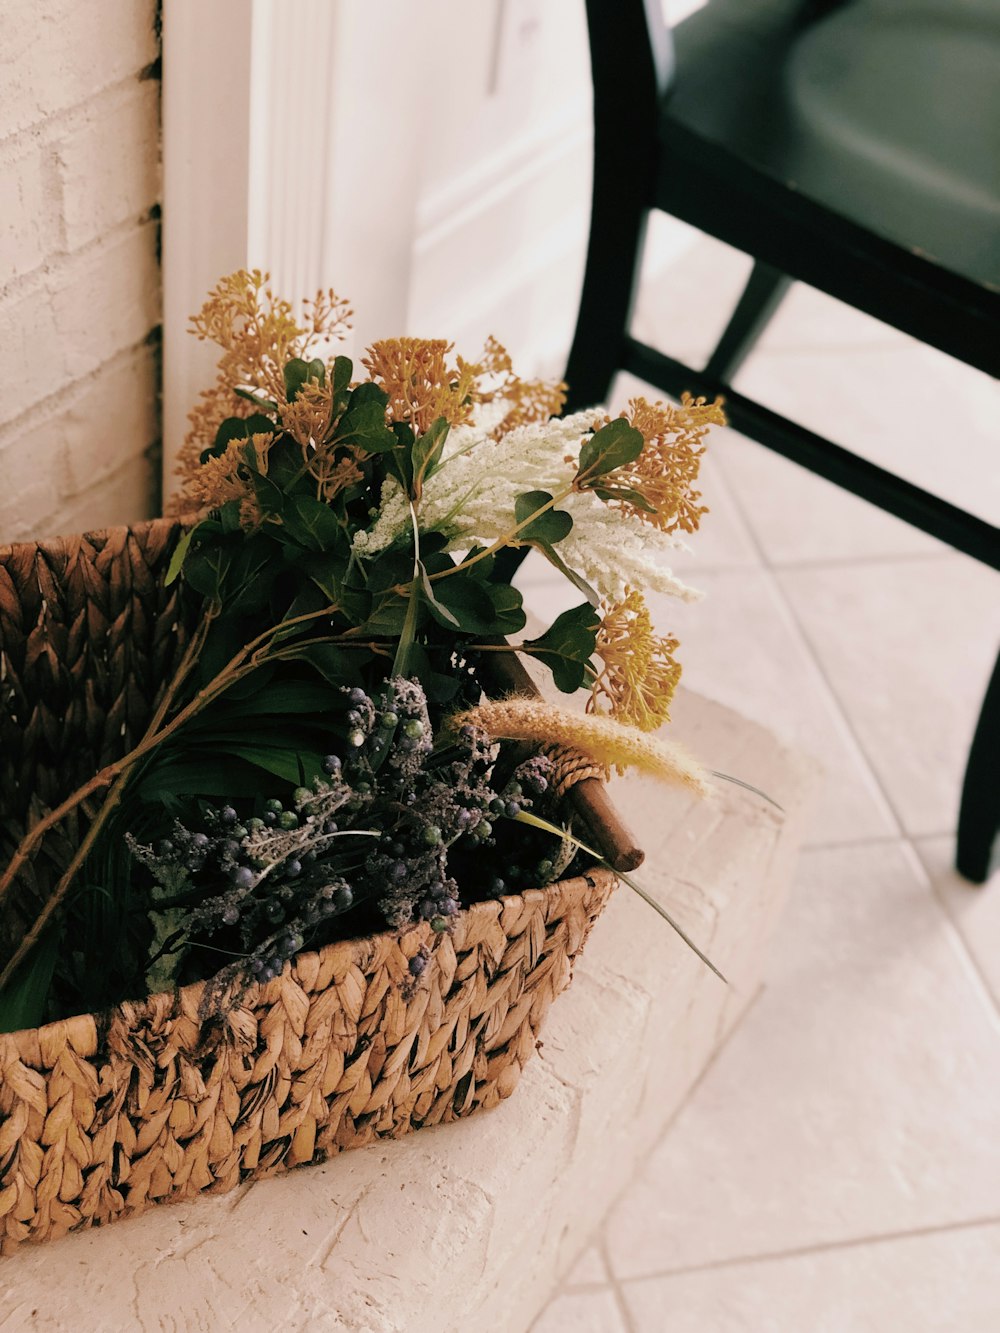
[161,0,432,496]
[161,0,253,493]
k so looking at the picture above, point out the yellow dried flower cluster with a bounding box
[474,336,567,436]
[181,433,274,525]
[590,589,682,731]
[174,270,352,500]
[608,393,725,535]
[362,338,482,435]
[362,334,565,437]
[453,696,709,794]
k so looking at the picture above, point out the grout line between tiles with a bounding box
[597,1235,638,1333]
[902,839,1000,1021]
[801,833,941,853]
[765,548,953,572]
[615,1210,1000,1286]
[593,986,768,1282]
[712,451,910,841]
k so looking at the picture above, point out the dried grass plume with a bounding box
[453,696,710,794]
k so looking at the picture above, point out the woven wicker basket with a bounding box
[0,520,619,1252]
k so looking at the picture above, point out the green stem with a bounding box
[427,483,575,582]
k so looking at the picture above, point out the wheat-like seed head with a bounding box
[453,697,710,795]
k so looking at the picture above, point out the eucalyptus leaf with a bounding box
[513,491,573,547]
[428,573,499,635]
[524,602,600,692]
[536,542,600,607]
[576,418,643,482]
[337,383,395,452]
[593,484,657,514]
[331,355,353,415]
[183,541,234,601]
[201,413,276,464]
[284,494,342,552]
[485,582,527,634]
[283,357,325,402]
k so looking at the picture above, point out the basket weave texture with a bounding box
[0,521,617,1252]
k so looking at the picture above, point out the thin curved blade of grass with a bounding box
[710,771,784,812]
[513,809,726,983]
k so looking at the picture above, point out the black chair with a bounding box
[565,0,1000,882]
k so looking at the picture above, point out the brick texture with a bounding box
[0,0,161,544]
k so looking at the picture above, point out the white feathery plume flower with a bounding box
[351,406,700,603]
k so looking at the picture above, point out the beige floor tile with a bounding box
[632,230,904,369]
[778,556,999,838]
[603,842,1000,1277]
[620,1221,1000,1333]
[915,836,1000,1009]
[531,1285,627,1332]
[518,565,898,844]
[646,569,897,844]
[735,341,1000,527]
[714,432,945,564]
[562,1244,611,1288]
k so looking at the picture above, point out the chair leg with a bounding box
[704,260,791,383]
[564,203,648,414]
[956,647,1000,883]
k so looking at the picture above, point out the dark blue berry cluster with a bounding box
[128,677,560,1014]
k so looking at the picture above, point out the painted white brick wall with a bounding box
[0,0,161,544]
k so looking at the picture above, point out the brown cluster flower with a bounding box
[606,393,725,536]
[362,338,481,435]
[174,270,352,497]
[589,589,682,732]
[181,432,274,522]
[362,334,565,438]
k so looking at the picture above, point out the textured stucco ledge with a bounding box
[0,690,818,1332]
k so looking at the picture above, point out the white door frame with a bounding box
[161,0,435,495]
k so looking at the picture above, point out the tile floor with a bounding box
[529,233,1000,1332]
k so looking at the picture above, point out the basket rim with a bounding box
[0,865,620,1052]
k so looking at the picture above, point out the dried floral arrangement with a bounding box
[0,270,730,1035]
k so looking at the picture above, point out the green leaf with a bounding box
[137,755,277,802]
[246,459,287,519]
[234,386,279,413]
[331,355,353,415]
[536,542,600,608]
[485,582,527,634]
[206,741,318,784]
[0,930,59,1034]
[576,418,643,483]
[392,580,421,677]
[420,566,460,629]
[514,491,573,547]
[286,643,356,687]
[427,573,499,635]
[407,643,461,702]
[524,602,600,692]
[164,528,194,585]
[284,494,342,552]
[593,484,657,514]
[219,499,244,533]
[224,537,279,615]
[412,417,450,494]
[183,540,234,601]
[283,357,326,402]
[337,383,395,452]
[361,593,410,638]
[202,413,276,464]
